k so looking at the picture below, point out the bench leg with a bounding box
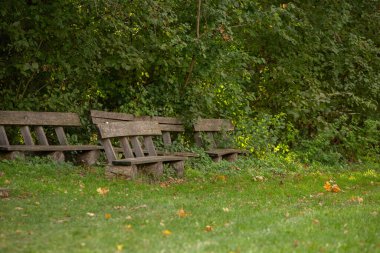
[0,151,25,160]
[105,164,137,180]
[76,150,100,166]
[212,155,222,162]
[171,161,185,178]
[223,153,238,162]
[47,151,65,162]
[138,162,163,179]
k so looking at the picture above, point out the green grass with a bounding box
[0,157,379,253]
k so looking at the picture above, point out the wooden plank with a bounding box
[159,124,185,132]
[0,145,102,151]
[0,126,9,146]
[194,132,202,147]
[20,126,34,145]
[35,126,49,145]
[92,117,132,124]
[97,121,161,139]
[112,155,186,166]
[130,136,144,157]
[55,127,68,145]
[152,116,183,125]
[0,111,81,126]
[120,137,134,158]
[162,132,172,146]
[143,136,157,156]
[90,110,134,122]
[101,139,117,163]
[194,119,234,132]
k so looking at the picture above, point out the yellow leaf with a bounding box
[178,208,187,218]
[86,212,95,217]
[205,225,213,232]
[331,184,341,193]
[116,244,124,251]
[323,181,332,192]
[162,229,172,236]
[105,213,112,219]
[97,187,109,195]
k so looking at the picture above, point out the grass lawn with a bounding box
[0,157,379,253]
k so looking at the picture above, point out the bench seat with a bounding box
[0,145,102,152]
[112,155,186,166]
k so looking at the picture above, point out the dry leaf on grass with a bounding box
[177,208,188,218]
[205,225,213,232]
[116,244,124,251]
[105,213,111,219]
[162,229,172,236]
[96,187,109,195]
[86,212,95,217]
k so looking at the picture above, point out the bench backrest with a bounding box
[90,110,185,146]
[96,121,162,163]
[0,111,81,146]
[193,119,235,148]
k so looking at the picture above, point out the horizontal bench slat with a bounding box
[0,145,102,152]
[206,148,247,156]
[97,121,162,138]
[90,110,134,122]
[112,155,186,166]
[194,119,234,132]
[0,111,81,126]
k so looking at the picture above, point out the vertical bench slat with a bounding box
[120,137,134,158]
[55,127,68,145]
[162,132,172,146]
[0,126,9,146]
[144,136,157,156]
[130,136,144,157]
[35,126,49,145]
[101,138,117,163]
[20,126,34,145]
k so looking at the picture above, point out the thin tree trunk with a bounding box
[184,0,201,87]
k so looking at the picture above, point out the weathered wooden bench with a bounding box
[0,111,102,165]
[96,121,186,179]
[194,118,247,162]
[91,110,197,157]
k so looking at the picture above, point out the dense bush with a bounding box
[0,0,378,163]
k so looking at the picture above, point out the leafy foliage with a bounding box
[0,0,379,163]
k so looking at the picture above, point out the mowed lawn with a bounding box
[0,158,379,253]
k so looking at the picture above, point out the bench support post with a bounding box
[171,160,184,178]
[224,153,238,162]
[76,150,100,166]
[105,165,138,180]
[0,151,25,160]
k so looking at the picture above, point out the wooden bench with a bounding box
[91,110,197,157]
[194,118,247,162]
[96,121,187,179]
[0,111,102,165]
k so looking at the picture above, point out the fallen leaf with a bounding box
[15,207,23,210]
[293,240,299,247]
[162,229,172,236]
[312,219,320,225]
[216,175,227,182]
[116,244,124,251]
[105,213,111,219]
[253,176,265,182]
[97,187,109,196]
[178,208,187,218]
[86,212,95,217]
[126,215,132,220]
[323,181,332,192]
[125,224,133,230]
[223,207,230,212]
[4,180,11,184]
[331,184,341,193]
[205,225,213,232]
